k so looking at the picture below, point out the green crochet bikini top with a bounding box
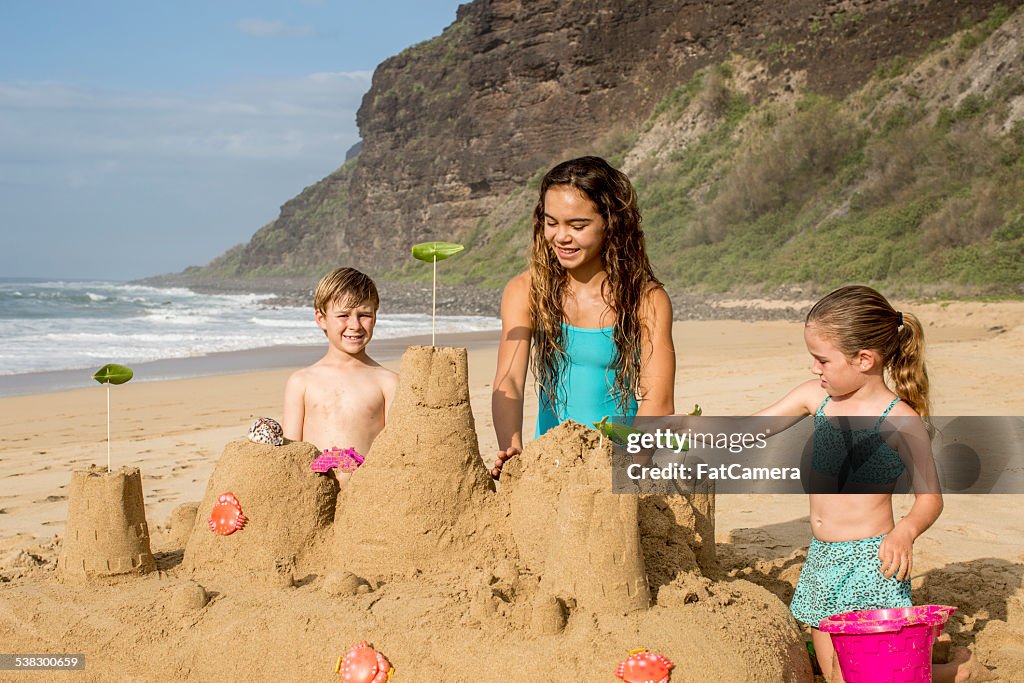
[811,396,906,487]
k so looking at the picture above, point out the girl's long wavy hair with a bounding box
[807,285,931,416]
[529,156,661,415]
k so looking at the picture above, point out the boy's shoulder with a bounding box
[285,359,345,390]
[362,357,398,384]
[285,363,316,385]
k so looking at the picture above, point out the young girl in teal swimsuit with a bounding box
[490,156,675,478]
[755,285,975,682]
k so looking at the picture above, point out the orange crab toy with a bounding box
[208,492,247,536]
[335,641,392,683]
[615,648,674,683]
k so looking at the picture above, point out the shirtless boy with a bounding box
[283,267,398,486]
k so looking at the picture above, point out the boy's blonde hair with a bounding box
[314,267,379,315]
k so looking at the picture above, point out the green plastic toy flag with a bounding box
[93,364,134,471]
[411,242,464,262]
[411,241,465,346]
[92,364,134,385]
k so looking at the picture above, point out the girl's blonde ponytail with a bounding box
[889,312,930,416]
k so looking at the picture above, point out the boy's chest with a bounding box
[307,380,383,421]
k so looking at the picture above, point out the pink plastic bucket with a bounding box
[818,605,956,683]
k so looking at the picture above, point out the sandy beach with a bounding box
[1,300,1023,681]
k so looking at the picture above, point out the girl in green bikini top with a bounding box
[751,285,948,679]
[491,156,676,478]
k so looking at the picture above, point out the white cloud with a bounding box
[237,18,315,38]
[0,71,373,172]
[0,71,375,278]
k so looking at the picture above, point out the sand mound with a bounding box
[0,346,816,681]
[498,422,649,613]
[639,485,718,589]
[332,346,501,576]
[975,619,1024,680]
[182,439,337,579]
[498,422,720,608]
[57,465,155,582]
[165,501,199,549]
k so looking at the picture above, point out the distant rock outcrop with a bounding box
[168,0,1022,299]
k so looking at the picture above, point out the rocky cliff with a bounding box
[163,0,1023,306]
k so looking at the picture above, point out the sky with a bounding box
[0,1,464,281]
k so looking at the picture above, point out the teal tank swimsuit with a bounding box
[535,323,638,437]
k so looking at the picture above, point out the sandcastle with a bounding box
[178,345,726,606]
[332,346,501,576]
[58,465,155,581]
[46,345,810,680]
[499,422,651,613]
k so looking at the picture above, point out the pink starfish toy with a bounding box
[311,447,365,474]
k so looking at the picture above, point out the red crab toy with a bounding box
[335,641,392,683]
[615,648,674,683]
[208,492,247,535]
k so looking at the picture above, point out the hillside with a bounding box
[158,0,1024,311]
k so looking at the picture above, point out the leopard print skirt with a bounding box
[790,534,912,628]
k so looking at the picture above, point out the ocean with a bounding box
[0,279,500,389]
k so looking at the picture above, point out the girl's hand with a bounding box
[878,526,915,581]
[491,446,521,479]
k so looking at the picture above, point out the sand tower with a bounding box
[637,476,718,591]
[58,465,155,582]
[498,422,651,613]
[182,439,338,578]
[331,346,499,576]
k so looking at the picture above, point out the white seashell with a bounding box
[247,417,284,446]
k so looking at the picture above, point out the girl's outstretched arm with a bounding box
[634,379,819,437]
[754,379,822,418]
[491,272,532,476]
[680,379,822,435]
[637,285,675,416]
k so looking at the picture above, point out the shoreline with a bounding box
[1,303,1021,541]
[0,329,501,398]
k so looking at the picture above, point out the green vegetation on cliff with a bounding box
[178,3,1023,304]
[431,7,1024,298]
